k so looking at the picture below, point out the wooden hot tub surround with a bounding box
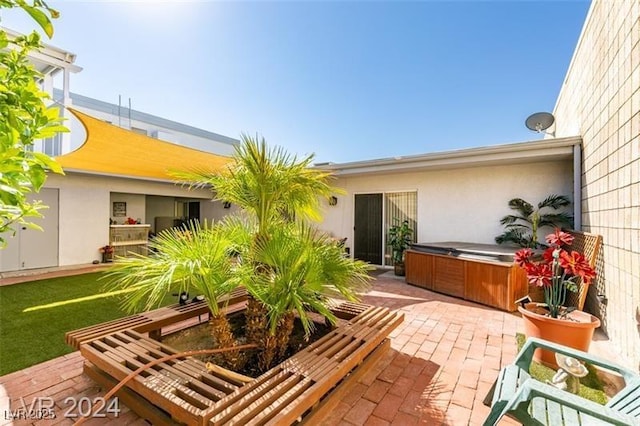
[405,243,528,312]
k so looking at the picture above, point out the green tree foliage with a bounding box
[0,0,66,246]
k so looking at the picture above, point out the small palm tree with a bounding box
[248,222,370,369]
[495,194,573,248]
[104,220,247,369]
[177,136,338,238]
[110,135,373,372]
[175,135,362,368]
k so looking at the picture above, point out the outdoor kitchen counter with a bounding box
[405,242,528,312]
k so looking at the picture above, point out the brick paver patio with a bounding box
[1,272,527,425]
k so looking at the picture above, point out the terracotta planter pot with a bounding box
[518,303,601,368]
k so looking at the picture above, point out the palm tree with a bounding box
[495,194,573,248]
[176,136,338,239]
[110,135,372,372]
[247,222,370,369]
[104,220,248,369]
[178,135,366,368]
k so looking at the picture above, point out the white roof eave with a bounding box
[28,50,82,73]
[317,136,581,176]
[2,27,82,73]
[55,168,178,184]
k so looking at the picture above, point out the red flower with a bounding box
[514,228,597,317]
[546,229,574,247]
[575,266,596,285]
[526,263,552,288]
[514,248,533,267]
[542,247,556,263]
[559,250,584,273]
[560,251,596,285]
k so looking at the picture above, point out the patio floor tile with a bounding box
[363,379,391,403]
[364,416,391,426]
[344,398,377,425]
[372,393,404,421]
[2,270,611,425]
[390,411,419,425]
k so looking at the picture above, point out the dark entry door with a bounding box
[354,193,383,264]
[187,201,200,222]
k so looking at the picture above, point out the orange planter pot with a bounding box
[518,303,601,368]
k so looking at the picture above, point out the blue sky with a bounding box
[2,1,590,163]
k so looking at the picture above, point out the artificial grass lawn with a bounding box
[0,272,172,376]
[516,333,608,405]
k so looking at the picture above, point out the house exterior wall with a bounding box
[553,0,640,370]
[0,189,60,272]
[200,199,241,224]
[44,173,213,266]
[145,196,177,233]
[319,160,573,254]
[110,193,146,224]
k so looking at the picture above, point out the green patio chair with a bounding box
[483,337,640,426]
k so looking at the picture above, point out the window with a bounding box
[42,133,62,156]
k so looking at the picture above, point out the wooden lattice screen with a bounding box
[528,230,603,312]
[564,230,603,311]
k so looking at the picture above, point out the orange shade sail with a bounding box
[56,109,231,181]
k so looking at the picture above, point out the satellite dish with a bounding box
[525,112,555,133]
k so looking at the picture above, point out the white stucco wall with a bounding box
[41,174,111,266]
[44,173,213,267]
[201,199,239,224]
[110,193,146,224]
[145,196,177,232]
[318,160,573,253]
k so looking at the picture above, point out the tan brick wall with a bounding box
[554,0,640,370]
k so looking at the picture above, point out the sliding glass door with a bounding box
[353,191,417,266]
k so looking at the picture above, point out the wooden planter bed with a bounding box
[71,301,403,425]
[65,287,249,349]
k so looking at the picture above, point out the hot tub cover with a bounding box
[410,242,527,263]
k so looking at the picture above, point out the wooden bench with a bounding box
[66,288,248,350]
[79,302,403,425]
[328,300,371,320]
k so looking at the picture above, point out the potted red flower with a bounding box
[99,245,114,263]
[515,229,600,367]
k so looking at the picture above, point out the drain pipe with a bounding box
[573,143,582,230]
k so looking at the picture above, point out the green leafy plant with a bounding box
[0,0,67,247]
[387,219,413,264]
[105,220,248,368]
[106,136,372,372]
[495,195,572,248]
